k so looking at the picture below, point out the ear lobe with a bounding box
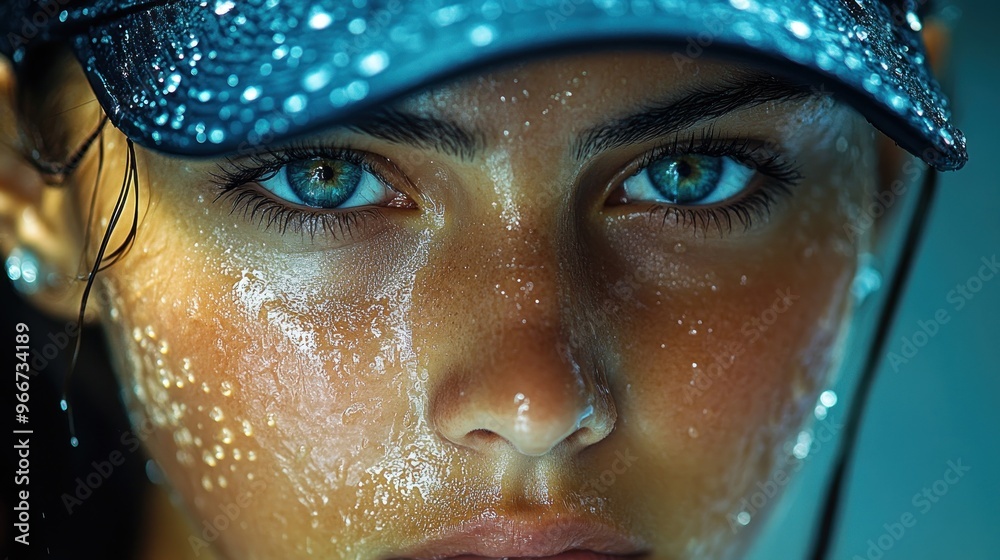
[0,183,97,323]
[0,59,96,322]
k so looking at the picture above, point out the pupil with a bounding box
[676,159,693,179]
[314,163,335,183]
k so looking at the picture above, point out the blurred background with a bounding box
[3,0,997,558]
[828,0,1000,557]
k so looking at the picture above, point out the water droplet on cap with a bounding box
[214,0,235,16]
[358,50,390,77]
[308,8,333,30]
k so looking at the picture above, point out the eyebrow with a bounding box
[573,72,814,159]
[343,72,813,161]
[344,107,483,160]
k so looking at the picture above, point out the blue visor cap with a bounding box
[0,0,967,170]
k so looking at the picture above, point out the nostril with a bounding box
[466,428,499,445]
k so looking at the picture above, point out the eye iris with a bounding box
[648,155,722,203]
[286,158,362,207]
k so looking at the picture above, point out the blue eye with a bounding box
[623,154,755,205]
[259,157,394,209]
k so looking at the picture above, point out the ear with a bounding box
[873,16,952,243]
[0,57,99,321]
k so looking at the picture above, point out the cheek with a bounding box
[96,186,448,556]
[597,162,869,550]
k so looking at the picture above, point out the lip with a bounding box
[389,513,648,559]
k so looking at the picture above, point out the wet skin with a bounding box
[44,52,877,559]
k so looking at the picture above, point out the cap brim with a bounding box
[70,0,966,170]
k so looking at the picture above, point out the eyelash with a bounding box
[210,132,801,239]
[211,145,403,239]
[626,130,802,236]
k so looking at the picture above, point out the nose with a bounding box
[432,332,615,457]
[427,235,616,457]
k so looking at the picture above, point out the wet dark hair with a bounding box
[5,43,150,560]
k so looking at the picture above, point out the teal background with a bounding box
[830,0,1000,557]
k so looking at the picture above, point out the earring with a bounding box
[5,245,50,295]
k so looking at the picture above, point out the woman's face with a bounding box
[66,52,874,559]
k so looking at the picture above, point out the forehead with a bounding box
[365,51,835,162]
[400,52,729,107]
[390,52,809,133]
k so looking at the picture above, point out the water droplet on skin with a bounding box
[202,450,217,467]
[674,242,686,253]
[242,419,253,437]
[220,427,234,444]
[247,450,257,461]
[220,381,233,397]
[688,426,699,438]
[202,475,214,491]
[182,357,192,371]
[740,275,748,286]
[201,382,211,394]
[217,475,228,489]
[266,413,276,427]
[144,325,157,339]
[132,327,142,342]
[232,448,242,461]
[210,407,225,422]
[214,444,225,460]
